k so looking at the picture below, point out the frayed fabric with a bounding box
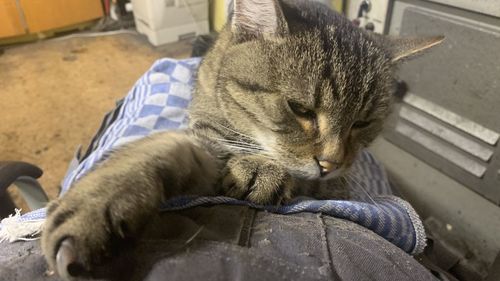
[0,209,44,243]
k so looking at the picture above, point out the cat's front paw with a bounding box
[222,155,294,205]
[41,177,160,280]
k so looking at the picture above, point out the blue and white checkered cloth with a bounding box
[5,58,426,254]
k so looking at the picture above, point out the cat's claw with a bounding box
[56,238,86,279]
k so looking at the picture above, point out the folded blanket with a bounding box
[0,58,426,255]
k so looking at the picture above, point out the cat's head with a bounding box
[209,0,443,180]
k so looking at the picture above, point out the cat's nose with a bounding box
[316,158,340,176]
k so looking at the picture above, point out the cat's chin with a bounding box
[287,164,321,180]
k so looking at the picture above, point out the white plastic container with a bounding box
[131,0,209,46]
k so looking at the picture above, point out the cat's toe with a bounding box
[222,156,294,205]
[245,162,294,205]
[42,204,102,279]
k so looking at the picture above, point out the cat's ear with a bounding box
[231,0,288,39]
[389,35,445,62]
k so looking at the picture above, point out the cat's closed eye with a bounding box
[287,101,316,119]
[351,120,372,129]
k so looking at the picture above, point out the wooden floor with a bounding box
[0,32,192,210]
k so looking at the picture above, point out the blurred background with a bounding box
[1,1,500,280]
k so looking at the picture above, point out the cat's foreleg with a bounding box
[41,131,220,280]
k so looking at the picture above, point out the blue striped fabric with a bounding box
[7,58,426,255]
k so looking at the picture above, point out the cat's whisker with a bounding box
[345,173,378,206]
[207,134,277,159]
[210,138,265,150]
[208,121,283,160]
[344,173,391,217]
[216,140,268,152]
[221,144,273,158]
[224,144,267,152]
[210,121,258,141]
[224,146,268,155]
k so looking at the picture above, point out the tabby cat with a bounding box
[41,0,443,279]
